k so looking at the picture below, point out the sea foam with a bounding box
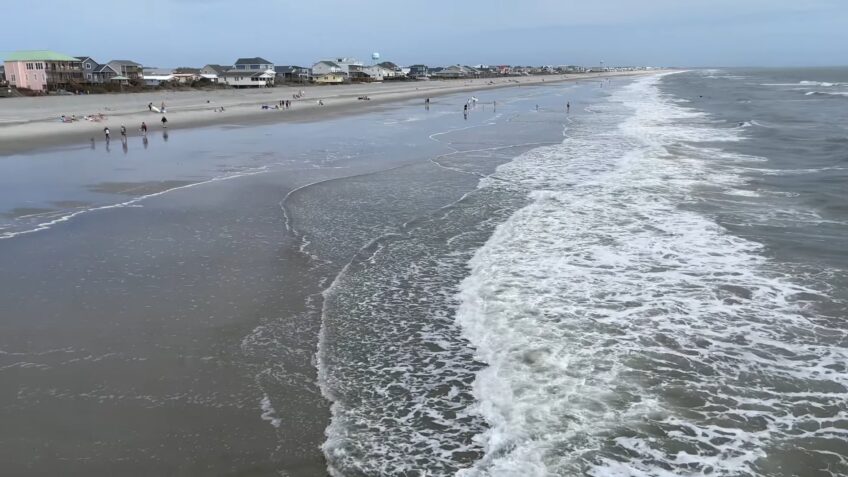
[456,75,848,476]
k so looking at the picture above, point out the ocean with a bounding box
[319,70,848,476]
[1,70,846,476]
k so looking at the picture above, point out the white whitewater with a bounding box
[456,75,848,476]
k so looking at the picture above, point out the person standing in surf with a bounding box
[103,127,110,141]
[140,122,148,135]
[161,116,168,128]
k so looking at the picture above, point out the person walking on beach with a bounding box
[141,122,148,135]
[566,102,570,113]
[120,125,127,139]
[148,102,153,112]
[104,127,111,141]
[161,116,168,128]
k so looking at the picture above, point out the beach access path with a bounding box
[0,72,655,155]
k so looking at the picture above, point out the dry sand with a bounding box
[0,72,654,154]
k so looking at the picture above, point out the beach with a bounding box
[0,79,606,475]
[0,72,645,155]
[4,68,845,476]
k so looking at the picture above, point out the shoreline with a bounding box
[0,71,659,156]
[0,75,634,475]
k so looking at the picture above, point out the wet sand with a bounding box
[0,79,615,475]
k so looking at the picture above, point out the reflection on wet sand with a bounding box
[86,180,198,196]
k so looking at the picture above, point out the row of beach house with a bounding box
[1,50,613,93]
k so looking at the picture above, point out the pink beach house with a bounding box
[3,50,83,92]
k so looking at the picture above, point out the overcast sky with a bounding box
[3,0,847,68]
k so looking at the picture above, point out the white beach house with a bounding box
[221,57,275,87]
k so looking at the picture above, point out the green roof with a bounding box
[4,50,80,62]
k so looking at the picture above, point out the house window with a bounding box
[85,63,91,70]
[250,64,258,69]
[87,74,92,80]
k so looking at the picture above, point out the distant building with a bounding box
[375,61,404,78]
[4,50,83,91]
[107,60,143,80]
[311,60,343,77]
[362,65,396,81]
[94,64,121,83]
[275,65,310,83]
[143,74,174,87]
[221,57,275,87]
[430,65,478,79]
[221,70,275,87]
[233,57,274,71]
[319,57,363,75]
[200,64,228,83]
[172,73,202,83]
[377,61,399,71]
[77,56,100,82]
[348,69,372,82]
[560,65,587,73]
[143,67,202,86]
[313,72,347,84]
[201,64,229,76]
[408,64,429,78]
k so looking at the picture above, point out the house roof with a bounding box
[94,64,120,74]
[377,61,399,70]
[109,60,142,67]
[76,56,99,64]
[221,70,273,77]
[234,57,272,65]
[203,64,229,74]
[5,50,80,62]
[314,61,340,68]
[275,65,306,74]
